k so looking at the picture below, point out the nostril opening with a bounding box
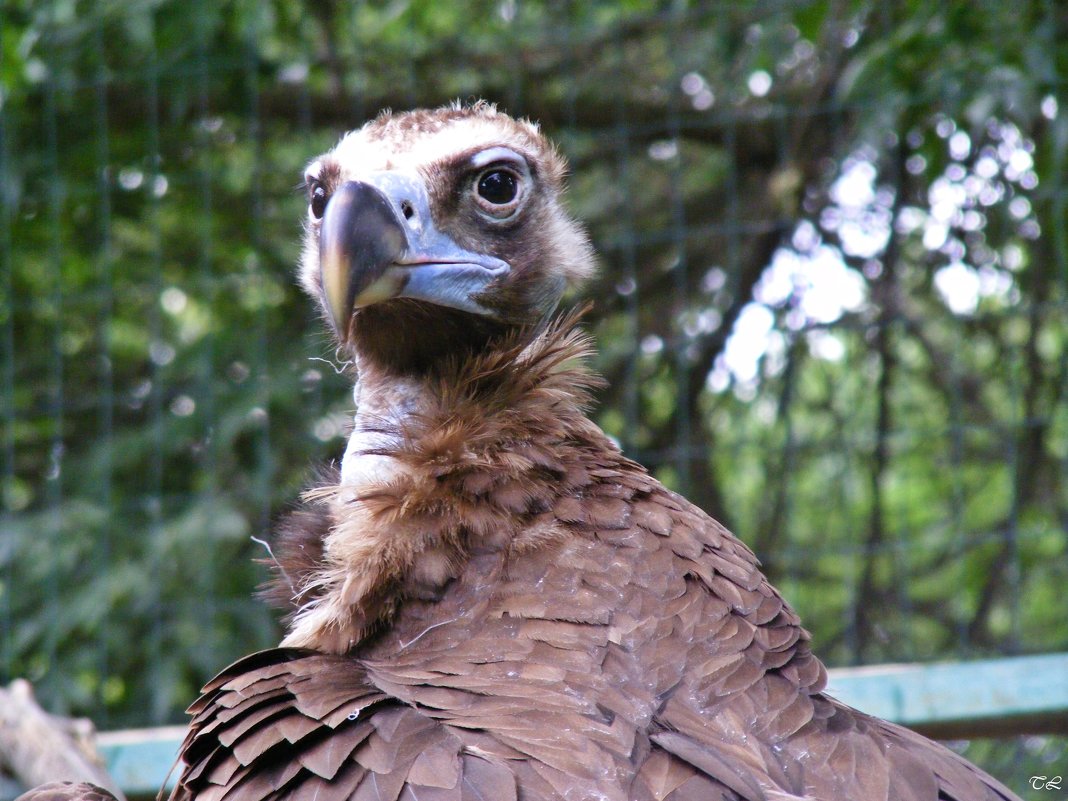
[400,200,415,220]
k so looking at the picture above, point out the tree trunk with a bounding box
[0,681,125,801]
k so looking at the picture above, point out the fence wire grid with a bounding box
[1,1,1066,795]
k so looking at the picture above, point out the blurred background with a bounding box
[1,0,1066,794]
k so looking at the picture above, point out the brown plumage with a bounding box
[162,102,1019,801]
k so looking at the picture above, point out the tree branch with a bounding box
[0,681,124,800]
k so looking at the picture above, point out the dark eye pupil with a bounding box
[310,185,327,219]
[477,170,518,205]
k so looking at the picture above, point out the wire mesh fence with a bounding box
[1,0,1066,794]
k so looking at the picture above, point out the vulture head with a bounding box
[300,102,596,376]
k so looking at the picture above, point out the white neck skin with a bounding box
[339,360,426,489]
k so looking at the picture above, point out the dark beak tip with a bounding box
[319,181,409,332]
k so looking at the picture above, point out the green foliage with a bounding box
[1,0,1066,788]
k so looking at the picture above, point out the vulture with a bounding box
[19,103,1020,801]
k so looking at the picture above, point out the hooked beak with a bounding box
[319,174,510,340]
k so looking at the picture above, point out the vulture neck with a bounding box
[339,365,422,490]
[340,304,520,487]
[280,309,606,654]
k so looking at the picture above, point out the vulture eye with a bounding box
[474,168,522,217]
[309,182,328,219]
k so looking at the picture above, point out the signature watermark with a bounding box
[1029,775,1062,791]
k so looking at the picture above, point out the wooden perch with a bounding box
[0,680,125,801]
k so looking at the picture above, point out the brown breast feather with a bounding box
[172,317,1020,801]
